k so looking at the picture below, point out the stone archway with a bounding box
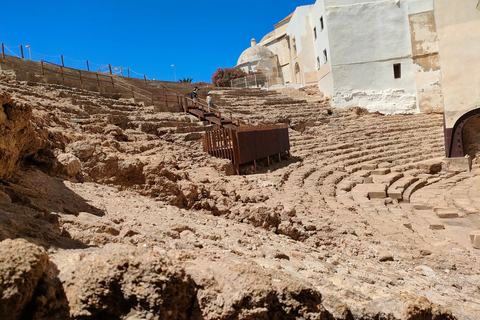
[448,108,480,158]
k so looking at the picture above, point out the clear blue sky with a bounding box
[0,0,314,83]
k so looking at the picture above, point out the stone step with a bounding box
[372,172,403,186]
[352,183,388,200]
[402,178,428,203]
[387,175,420,200]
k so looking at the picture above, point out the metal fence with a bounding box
[230,71,285,89]
[203,124,290,174]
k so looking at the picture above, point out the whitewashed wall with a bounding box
[286,5,317,85]
[325,0,419,114]
[311,0,335,96]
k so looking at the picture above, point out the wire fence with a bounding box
[0,43,154,81]
[230,72,284,89]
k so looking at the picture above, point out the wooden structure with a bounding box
[202,124,290,174]
[183,98,290,174]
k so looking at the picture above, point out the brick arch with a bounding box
[447,107,480,157]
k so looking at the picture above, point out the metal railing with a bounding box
[230,72,284,88]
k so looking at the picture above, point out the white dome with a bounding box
[237,40,275,66]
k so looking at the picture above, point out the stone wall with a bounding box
[435,0,480,129]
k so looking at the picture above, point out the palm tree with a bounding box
[179,78,193,83]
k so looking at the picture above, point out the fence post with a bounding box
[1,43,4,60]
[60,66,64,81]
[79,70,82,84]
[41,60,44,75]
[127,68,130,77]
[111,76,114,89]
[144,74,147,84]
[86,60,90,71]
[20,45,24,59]
[96,74,99,87]
[61,55,64,67]
[120,66,123,76]
[108,64,112,74]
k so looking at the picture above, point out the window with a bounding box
[320,16,324,31]
[323,49,328,63]
[314,27,317,40]
[317,56,320,69]
[393,63,401,79]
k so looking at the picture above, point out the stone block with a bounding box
[367,184,388,199]
[469,230,480,246]
[418,159,442,174]
[444,156,472,172]
[429,222,445,230]
[362,164,378,170]
[371,168,391,175]
[435,208,459,219]
[364,176,373,184]
[413,203,432,210]
[473,237,480,249]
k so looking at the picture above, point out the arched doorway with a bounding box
[447,108,480,159]
[462,113,480,161]
[294,63,301,84]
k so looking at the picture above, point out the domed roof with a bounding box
[237,38,275,66]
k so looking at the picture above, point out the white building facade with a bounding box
[237,0,443,115]
[237,0,480,160]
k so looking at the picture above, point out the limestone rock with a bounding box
[52,244,196,319]
[69,141,96,159]
[0,239,49,320]
[0,91,43,180]
[57,152,81,177]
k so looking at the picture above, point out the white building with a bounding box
[237,0,480,160]
[237,0,442,114]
